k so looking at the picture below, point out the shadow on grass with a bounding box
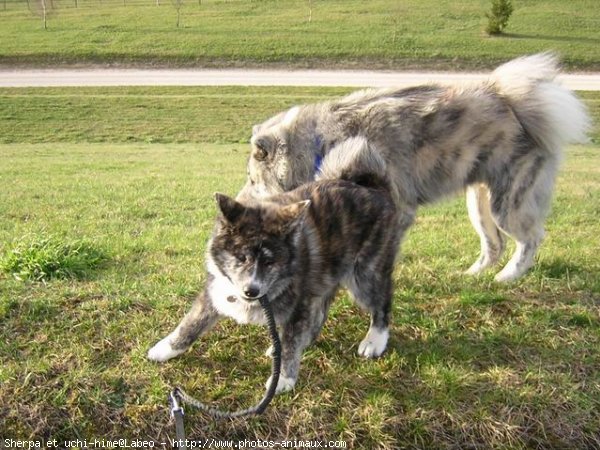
[534,259,600,293]
[497,33,600,45]
[535,259,584,279]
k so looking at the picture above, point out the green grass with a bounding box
[1,0,599,70]
[0,88,599,448]
[0,86,352,144]
[0,234,107,281]
[0,86,598,145]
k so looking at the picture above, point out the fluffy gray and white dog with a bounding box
[241,54,590,282]
[148,138,400,393]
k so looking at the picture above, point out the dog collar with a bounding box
[314,135,324,174]
[314,154,323,174]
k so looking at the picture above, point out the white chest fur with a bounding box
[206,257,266,325]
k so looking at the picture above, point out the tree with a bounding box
[172,0,183,27]
[485,0,513,35]
[31,0,52,29]
[40,0,47,29]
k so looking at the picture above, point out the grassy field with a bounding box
[0,86,353,144]
[0,86,598,145]
[0,87,599,448]
[1,0,600,70]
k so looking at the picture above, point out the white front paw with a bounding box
[494,265,523,282]
[265,374,296,394]
[358,327,389,358]
[147,336,185,362]
[465,258,488,275]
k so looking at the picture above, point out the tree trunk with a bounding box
[41,0,47,29]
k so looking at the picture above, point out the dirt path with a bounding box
[1,68,599,89]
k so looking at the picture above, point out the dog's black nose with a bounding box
[243,285,260,299]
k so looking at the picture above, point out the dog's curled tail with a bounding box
[491,52,591,154]
[316,136,390,190]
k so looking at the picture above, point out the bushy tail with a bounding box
[490,53,590,154]
[316,136,390,190]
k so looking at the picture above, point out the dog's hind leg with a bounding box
[465,184,506,275]
[491,155,557,282]
[147,288,220,362]
[348,209,407,358]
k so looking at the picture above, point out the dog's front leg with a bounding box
[265,326,305,394]
[147,286,220,362]
[267,295,333,394]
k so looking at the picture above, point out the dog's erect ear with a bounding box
[215,193,246,225]
[277,200,311,230]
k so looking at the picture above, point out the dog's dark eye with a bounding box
[261,249,275,266]
[236,254,247,263]
[263,257,274,266]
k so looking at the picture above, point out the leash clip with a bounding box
[169,389,184,419]
[169,388,187,448]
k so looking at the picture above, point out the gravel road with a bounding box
[1,68,599,89]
